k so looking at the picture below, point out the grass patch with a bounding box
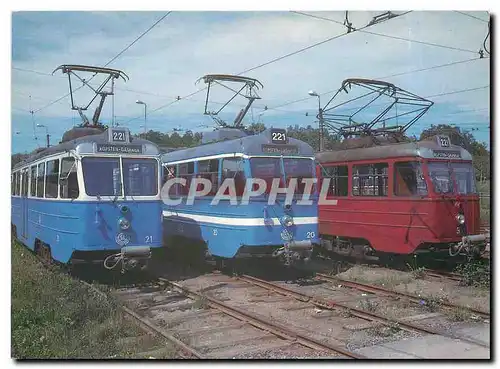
[11,241,176,359]
[454,260,490,289]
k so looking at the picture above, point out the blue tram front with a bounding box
[11,127,163,272]
[161,128,319,265]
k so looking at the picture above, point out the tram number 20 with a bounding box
[306,231,316,239]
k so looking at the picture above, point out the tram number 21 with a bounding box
[145,236,153,243]
[306,231,315,239]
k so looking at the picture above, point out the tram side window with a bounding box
[221,158,246,196]
[178,162,194,196]
[36,162,46,198]
[60,158,79,199]
[352,163,388,197]
[322,165,348,196]
[30,166,37,196]
[45,159,60,198]
[11,173,16,196]
[198,159,219,195]
[15,172,21,196]
[394,162,427,196]
[22,169,29,197]
[164,165,180,197]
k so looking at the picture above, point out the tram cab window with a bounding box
[394,162,427,196]
[198,159,219,195]
[60,157,79,199]
[451,162,477,195]
[82,157,121,196]
[178,162,194,196]
[427,162,453,194]
[123,158,158,196]
[222,158,245,196]
[250,157,283,194]
[352,163,388,197]
[321,165,348,197]
[36,162,45,198]
[30,166,37,196]
[283,158,315,195]
[45,159,60,198]
[427,162,477,195]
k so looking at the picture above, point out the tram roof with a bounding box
[315,138,473,163]
[161,128,315,163]
[13,129,159,170]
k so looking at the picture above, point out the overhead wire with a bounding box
[123,10,414,124]
[454,11,489,23]
[256,57,487,114]
[290,11,478,55]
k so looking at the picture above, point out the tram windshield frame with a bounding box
[82,156,159,198]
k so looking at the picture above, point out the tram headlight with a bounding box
[281,215,294,227]
[118,217,131,230]
[456,214,465,225]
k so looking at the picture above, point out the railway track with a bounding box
[107,276,364,359]
[233,274,489,349]
[423,269,463,282]
[315,273,490,320]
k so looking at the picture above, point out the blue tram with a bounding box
[11,127,163,272]
[161,128,319,265]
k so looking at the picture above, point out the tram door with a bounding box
[21,168,29,239]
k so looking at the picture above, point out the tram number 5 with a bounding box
[306,231,315,239]
[145,236,153,243]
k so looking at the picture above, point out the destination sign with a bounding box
[433,150,461,159]
[270,128,288,144]
[262,144,299,155]
[96,144,143,154]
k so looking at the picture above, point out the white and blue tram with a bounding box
[11,127,163,272]
[161,128,319,265]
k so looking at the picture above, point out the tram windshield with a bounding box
[427,161,477,195]
[250,157,314,194]
[82,157,158,197]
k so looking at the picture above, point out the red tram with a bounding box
[316,135,488,260]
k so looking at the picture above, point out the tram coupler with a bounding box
[104,246,152,273]
[272,241,313,265]
[449,234,487,257]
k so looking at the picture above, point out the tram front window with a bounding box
[250,157,314,194]
[451,162,477,195]
[82,157,159,197]
[427,161,477,195]
[123,158,158,196]
[82,157,121,196]
[283,158,315,194]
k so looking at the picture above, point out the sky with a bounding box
[11,10,491,153]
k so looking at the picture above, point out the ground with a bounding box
[11,241,177,359]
